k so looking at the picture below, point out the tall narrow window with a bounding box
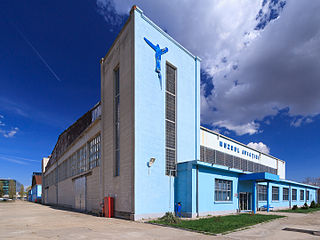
[88,134,101,169]
[258,185,267,201]
[292,189,297,201]
[306,190,309,201]
[300,190,304,201]
[165,63,176,176]
[114,67,120,176]
[283,188,289,201]
[272,186,279,201]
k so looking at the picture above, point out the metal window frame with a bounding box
[165,62,177,177]
[272,186,279,201]
[214,178,232,202]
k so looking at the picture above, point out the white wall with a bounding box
[200,128,286,179]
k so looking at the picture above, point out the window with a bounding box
[258,185,267,201]
[88,134,101,169]
[165,63,176,176]
[283,188,289,201]
[306,190,309,201]
[300,190,304,201]
[292,189,297,201]
[272,186,279,201]
[114,67,120,176]
[78,145,87,173]
[215,179,232,201]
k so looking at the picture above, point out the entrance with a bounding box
[74,176,86,211]
[239,192,251,211]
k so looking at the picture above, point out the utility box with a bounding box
[104,196,114,218]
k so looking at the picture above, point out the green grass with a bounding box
[150,213,285,234]
[278,207,320,214]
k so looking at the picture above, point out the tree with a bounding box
[25,186,31,197]
[19,184,24,199]
[8,180,16,199]
[303,177,320,187]
[0,181,3,198]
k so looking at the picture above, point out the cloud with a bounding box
[97,0,320,135]
[0,154,39,164]
[0,115,19,138]
[3,127,19,138]
[290,117,313,128]
[247,142,270,154]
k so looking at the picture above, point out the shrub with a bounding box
[310,201,316,208]
[301,203,309,209]
[159,212,181,224]
[292,205,298,210]
[316,203,320,208]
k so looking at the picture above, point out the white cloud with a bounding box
[3,127,19,138]
[212,120,260,136]
[97,0,320,135]
[290,117,314,128]
[247,142,270,154]
[0,115,19,138]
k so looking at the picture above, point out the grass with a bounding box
[278,207,320,214]
[150,213,285,234]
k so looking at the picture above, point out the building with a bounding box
[29,172,42,203]
[0,179,16,198]
[42,6,319,220]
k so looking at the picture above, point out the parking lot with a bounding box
[0,201,319,239]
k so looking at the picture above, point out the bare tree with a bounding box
[9,180,16,199]
[302,177,320,187]
[19,184,24,199]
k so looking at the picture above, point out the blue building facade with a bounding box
[133,7,200,219]
[30,172,42,203]
[130,6,318,219]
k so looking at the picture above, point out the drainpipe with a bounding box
[196,165,199,217]
[289,184,292,208]
[267,182,270,212]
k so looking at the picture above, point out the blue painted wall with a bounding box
[31,185,42,202]
[133,8,200,216]
[176,161,318,216]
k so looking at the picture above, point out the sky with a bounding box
[1,0,319,186]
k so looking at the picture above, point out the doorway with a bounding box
[239,192,252,211]
[74,176,86,211]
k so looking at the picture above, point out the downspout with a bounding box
[194,57,198,162]
[289,184,292,208]
[196,164,199,217]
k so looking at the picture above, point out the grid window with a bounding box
[283,188,289,201]
[300,190,304,201]
[78,145,87,173]
[258,185,267,201]
[215,179,232,201]
[306,190,309,201]
[272,186,279,201]
[165,63,176,176]
[88,134,101,169]
[114,67,120,176]
[292,189,297,201]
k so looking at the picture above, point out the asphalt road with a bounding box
[0,201,319,239]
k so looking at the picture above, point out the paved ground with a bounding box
[0,201,319,240]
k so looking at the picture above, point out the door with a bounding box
[74,177,86,211]
[240,192,251,211]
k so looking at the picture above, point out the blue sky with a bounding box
[1,0,319,186]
